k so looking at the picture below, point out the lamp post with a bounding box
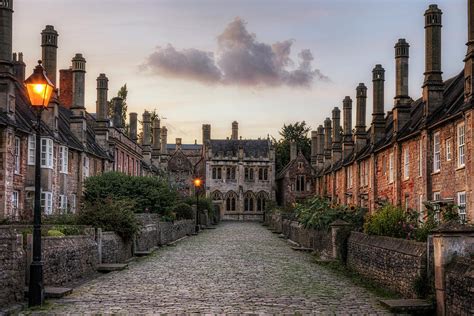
[193,178,202,233]
[25,61,54,307]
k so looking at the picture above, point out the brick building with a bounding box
[312,2,474,223]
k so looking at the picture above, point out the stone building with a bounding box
[312,2,474,223]
[276,141,315,206]
[204,122,275,220]
[0,2,155,221]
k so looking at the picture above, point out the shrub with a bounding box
[43,214,79,225]
[77,198,139,240]
[47,230,65,237]
[173,203,194,220]
[364,204,416,239]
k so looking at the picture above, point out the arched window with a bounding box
[244,192,255,212]
[225,191,237,211]
[211,191,223,201]
[257,191,269,212]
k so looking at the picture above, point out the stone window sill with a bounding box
[431,171,440,175]
[456,165,465,171]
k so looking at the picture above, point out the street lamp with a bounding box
[25,60,54,307]
[193,178,202,233]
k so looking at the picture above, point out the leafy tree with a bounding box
[273,121,311,173]
[108,84,129,128]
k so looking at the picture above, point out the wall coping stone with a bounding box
[349,232,427,257]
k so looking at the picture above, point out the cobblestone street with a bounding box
[34,222,390,314]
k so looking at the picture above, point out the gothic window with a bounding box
[225,191,237,212]
[212,191,223,201]
[212,167,223,180]
[245,167,254,181]
[226,167,236,180]
[296,175,305,192]
[244,192,255,212]
[257,192,268,212]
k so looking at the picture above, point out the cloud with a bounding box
[141,17,328,88]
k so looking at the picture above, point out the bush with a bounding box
[43,213,78,225]
[364,204,416,239]
[173,203,194,220]
[83,172,178,215]
[77,198,139,240]
[47,230,65,237]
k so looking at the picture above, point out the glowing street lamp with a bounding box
[193,178,202,232]
[25,60,55,307]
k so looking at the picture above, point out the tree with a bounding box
[108,84,128,128]
[273,121,311,173]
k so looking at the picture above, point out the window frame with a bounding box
[59,146,68,174]
[28,135,35,165]
[433,132,441,172]
[404,147,410,180]
[457,123,465,168]
[445,138,452,161]
[41,191,53,215]
[457,191,467,223]
[14,136,20,174]
[389,152,394,184]
[40,138,54,169]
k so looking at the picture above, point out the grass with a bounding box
[312,255,401,300]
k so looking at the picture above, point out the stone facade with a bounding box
[444,256,474,315]
[101,232,133,264]
[0,228,25,308]
[347,232,427,298]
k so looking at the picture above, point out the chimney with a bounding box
[311,131,318,167]
[129,112,138,142]
[152,117,161,158]
[331,107,342,163]
[94,73,109,149]
[371,65,386,144]
[112,97,124,129]
[393,39,412,134]
[96,73,109,122]
[342,96,354,158]
[464,0,474,101]
[70,54,87,145]
[231,121,238,140]
[324,117,332,167]
[317,125,325,169]
[176,138,182,151]
[59,68,73,108]
[41,25,58,85]
[202,124,211,145]
[0,0,13,71]
[290,140,297,161]
[12,52,25,82]
[354,83,367,151]
[422,4,443,116]
[160,126,168,154]
[142,111,152,161]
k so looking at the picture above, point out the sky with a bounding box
[12,0,467,143]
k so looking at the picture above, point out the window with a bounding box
[14,136,20,174]
[418,194,424,224]
[59,146,68,174]
[446,139,452,161]
[382,155,386,175]
[404,147,409,180]
[225,193,237,211]
[12,190,19,209]
[419,140,423,177]
[244,193,254,212]
[433,191,441,222]
[245,167,254,181]
[83,156,90,178]
[263,168,268,181]
[389,153,394,183]
[347,167,353,189]
[298,162,303,169]
[59,195,67,213]
[296,175,305,192]
[364,160,369,186]
[257,193,267,212]
[457,191,467,223]
[40,138,54,169]
[404,195,409,210]
[258,167,269,181]
[226,167,236,180]
[70,194,77,214]
[28,135,35,165]
[41,192,53,215]
[433,132,440,172]
[457,123,465,167]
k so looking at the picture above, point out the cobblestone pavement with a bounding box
[29,222,391,315]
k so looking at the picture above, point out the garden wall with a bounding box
[0,229,25,308]
[101,232,133,264]
[40,235,99,286]
[347,232,427,298]
[444,256,474,315]
[159,220,194,245]
[135,213,160,252]
[281,220,332,257]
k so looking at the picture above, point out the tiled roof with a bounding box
[209,139,270,158]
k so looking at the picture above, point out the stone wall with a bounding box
[0,229,25,307]
[347,232,427,298]
[159,220,194,245]
[40,235,98,286]
[445,256,473,315]
[101,232,133,264]
[281,220,332,257]
[135,213,160,252]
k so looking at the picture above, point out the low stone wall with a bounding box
[445,256,474,315]
[135,224,160,252]
[40,235,98,286]
[101,232,133,264]
[281,220,332,257]
[0,229,25,308]
[159,220,194,245]
[266,212,283,232]
[347,232,427,298]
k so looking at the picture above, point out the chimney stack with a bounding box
[464,0,474,101]
[231,121,239,140]
[422,4,443,115]
[96,73,109,122]
[12,52,25,82]
[354,83,367,151]
[393,39,412,133]
[371,64,385,144]
[317,125,325,169]
[311,131,318,167]
[160,126,168,154]
[70,54,87,144]
[202,124,211,146]
[112,97,124,129]
[129,112,138,142]
[0,0,13,71]
[152,117,161,159]
[176,138,182,151]
[59,68,73,108]
[342,96,354,158]
[324,117,332,167]
[41,25,58,85]
[290,140,297,161]
[331,107,342,163]
[142,111,152,161]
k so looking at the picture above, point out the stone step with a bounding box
[379,299,434,313]
[97,263,128,273]
[24,286,73,299]
[291,246,313,252]
[134,250,152,257]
